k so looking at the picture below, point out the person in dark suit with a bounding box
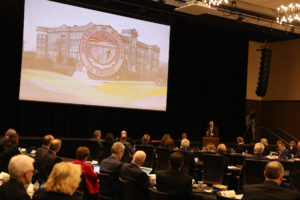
[91,129,104,161]
[242,161,300,200]
[33,162,82,200]
[0,155,35,200]
[35,135,54,163]
[260,138,271,156]
[289,140,297,156]
[100,142,125,199]
[235,136,247,154]
[0,132,20,172]
[277,140,290,159]
[205,121,219,137]
[120,151,151,200]
[156,151,192,200]
[246,143,268,160]
[0,129,17,153]
[39,139,62,182]
[179,139,195,177]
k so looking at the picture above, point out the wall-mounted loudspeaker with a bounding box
[256,48,272,97]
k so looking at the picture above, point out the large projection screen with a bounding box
[20,0,170,111]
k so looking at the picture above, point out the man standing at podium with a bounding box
[205,121,219,137]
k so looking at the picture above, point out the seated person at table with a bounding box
[296,141,300,158]
[160,133,171,148]
[180,139,195,176]
[289,140,297,156]
[260,138,271,156]
[35,135,54,162]
[0,155,34,200]
[242,161,300,200]
[246,143,268,160]
[0,128,17,153]
[235,136,247,154]
[33,162,82,200]
[39,139,63,182]
[72,146,99,196]
[216,143,227,155]
[181,132,188,140]
[156,152,192,200]
[104,133,115,141]
[141,134,151,146]
[0,132,20,172]
[120,151,150,200]
[100,142,124,184]
[165,138,178,151]
[277,140,290,159]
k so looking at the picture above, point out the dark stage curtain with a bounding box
[1,0,248,143]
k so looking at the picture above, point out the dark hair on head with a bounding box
[42,135,54,146]
[5,129,17,137]
[265,161,284,179]
[6,133,19,146]
[161,133,170,147]
[141,134,150,145]
[169,152,184,169]
[105,133,114,141]
[165,138,175,150]
[76,146,90,160]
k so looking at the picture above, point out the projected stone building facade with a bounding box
[35,23,160,77]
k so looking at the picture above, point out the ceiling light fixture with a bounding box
[277,3,300,24]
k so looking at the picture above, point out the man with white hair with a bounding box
[120,150,151,200]
[246,143,268,160]
[0,155,34,200]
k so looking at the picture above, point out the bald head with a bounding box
[264,161,284,185]
[132,151,146,167]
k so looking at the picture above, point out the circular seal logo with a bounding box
[79,25,125,77]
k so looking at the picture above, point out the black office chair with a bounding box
[99,172,119,200]
[119,177,151,200]
[102,141,114,159]
[242,159,268,185]
[135,145,155,169]
[156,148,172,171]
[120,143,133,163]
[148,187,178,200]
[202,154,226,185]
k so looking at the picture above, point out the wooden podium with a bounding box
[202,136,220,147]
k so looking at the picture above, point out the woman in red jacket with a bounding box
[72,146,100,199]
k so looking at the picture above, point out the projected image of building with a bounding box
[35,23,160,81]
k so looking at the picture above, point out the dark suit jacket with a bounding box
[235,144,247,154]
[0,144,20,172]
[0,178,31,200]
[156,168,192,200]
[0,137,7,153]
[120,163,151,200]
[205,127,219,137]
[296,149,300,158]
[35,146,49,162]
[278,148,290,159]
[100,155,123,183]
[242,180,300,200]
[39,150,62,181]
[33,188,80,200]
